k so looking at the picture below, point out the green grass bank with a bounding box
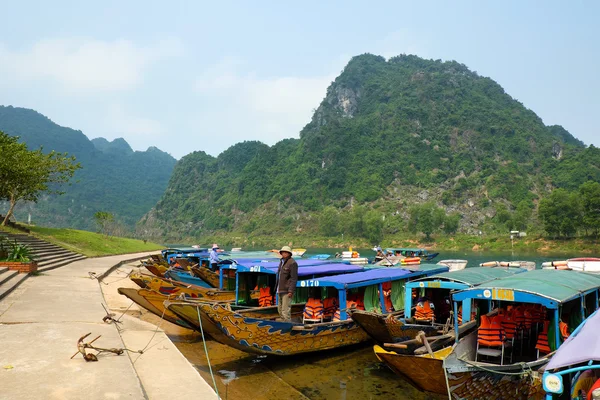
[2,225,164,257]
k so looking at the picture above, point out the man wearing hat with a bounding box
[209,244,220,271]
[275,246,298,321]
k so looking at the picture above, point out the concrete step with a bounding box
[0,269,19,286]
[31,249,76,258]
[37,253,84,267]
[34,252,80,263]
[0,272,28,301]
[38,255,87,272]
[0,267,8,275]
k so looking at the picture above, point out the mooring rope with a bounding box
[197,306,220,398]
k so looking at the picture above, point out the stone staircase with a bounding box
[0,232,86,300]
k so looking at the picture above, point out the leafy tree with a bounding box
[94,211,115,236]
[0,132,80,225]
[364,210,384,244]
[579,181,600,237]
[409,202,445,240]
[538,189,582,237]
[319,206,340,237]
[443,213,461,234]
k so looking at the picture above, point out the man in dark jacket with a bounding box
[275,246,298,321]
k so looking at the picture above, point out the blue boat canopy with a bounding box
[235,263,363,276]
[298,265,449,290]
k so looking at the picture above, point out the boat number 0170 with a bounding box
[300,280,320,287]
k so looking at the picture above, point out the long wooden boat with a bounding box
[385,248,439,261]
[190,265,231,288]
[443,269,600,400]
[118,288,197,329]
[167,265,448,356]
[543,309,600,399]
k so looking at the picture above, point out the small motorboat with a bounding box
[436,259,468,271]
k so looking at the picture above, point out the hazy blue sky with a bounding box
[0,1,598,158]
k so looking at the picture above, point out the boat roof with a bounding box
[452,269,600,308]
[547,310,600,370]
[163,247,204,253]
[385,248,426,252]
[234,262,363,276]
[406,267,527,289]
[297,264,449,290]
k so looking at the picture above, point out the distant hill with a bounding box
[0,106,176,231]
[139,54,600,242]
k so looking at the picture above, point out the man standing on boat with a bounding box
[275,246,299,321]
[209,244,220,271]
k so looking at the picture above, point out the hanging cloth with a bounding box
[363,285,382,313]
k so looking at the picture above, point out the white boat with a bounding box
[480,260,536,271]
[567,257,600,273]
[436,259,468,271]
[230,247,242,252]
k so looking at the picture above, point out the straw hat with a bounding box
[212,243,219,250]
[279,246,292,256]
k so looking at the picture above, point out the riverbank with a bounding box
[0,253,215,399]
[193,232,600,255]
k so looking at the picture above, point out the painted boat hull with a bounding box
[118,288,196,329]
[190,266,232,288]
[350,311,440,345]
[374,345,452,395]
[167,302,370,356]
[165,269,213,288]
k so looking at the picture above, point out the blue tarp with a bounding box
[235,262,363,275]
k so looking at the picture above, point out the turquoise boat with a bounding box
[443,269,600,400]
[385,248,439,261]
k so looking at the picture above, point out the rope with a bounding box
[197,306,220,398]
[458,356,534,376]
[131,300,169,364]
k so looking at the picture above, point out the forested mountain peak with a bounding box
[91,137,133,154]
[0,105,176,230]
[140,53,598,241]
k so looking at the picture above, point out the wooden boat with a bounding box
[436,259,468,271]
[164,269,213,288]
[167,265,448,356]
[128,271,249,301]
[190,265,228,288]
[385,248,439,261]
[443,269,600,400]
[118,288,198,329]
[480,260,536,270]
[354,267,526,395]
[292,248,307,257]
[543,309,600,399]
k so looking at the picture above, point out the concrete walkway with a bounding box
[0,253,218,400]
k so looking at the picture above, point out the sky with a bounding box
[0,1,598,159]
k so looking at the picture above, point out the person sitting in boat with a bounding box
[209,244,220,271]
[375,247,385,262]
[275,246,299,322]
[414,296,435,321]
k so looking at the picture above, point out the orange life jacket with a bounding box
[333,300,357,321]
[535,320,550,354]
[499,308,518,339]
[323,297,339,319]
[457,305,477,325]
[258,287,272,307]
[478,314,504,347]
[303,298,324,320]
[381,282,393,311]
[560,321,570,339]
[415,300,435,320]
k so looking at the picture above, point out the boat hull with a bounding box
[167,302,370,356]
[118,288,196,329]
[190,266,231,288]
[374,345,451,395]
[351,310,439,344]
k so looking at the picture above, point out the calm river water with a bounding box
[156,248,585,400]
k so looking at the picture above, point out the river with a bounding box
[154,248,584,400]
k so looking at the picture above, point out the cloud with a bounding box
[194,58,334,149]
[0,37,183,92]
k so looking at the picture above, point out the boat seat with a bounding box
[476,348,503,358]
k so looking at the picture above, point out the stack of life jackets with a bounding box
[333,300,357,321]
[323,297,339,320]
[303,298,324,321]
[258,287,273,307]
[477,314,505,347]
[414,299,435,321]
[536,320,569,355]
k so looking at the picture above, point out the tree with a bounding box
[538,189,581,237]
[318,206,340,237]
[94,211,115,236]
[579,181,600,237]
[364,210,384,244]
[443,213,461,234]
[0,132,80,225]
[409,202,445,240]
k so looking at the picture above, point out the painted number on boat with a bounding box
[425,282,441,288]
[249,266,262,272]
[492,289,514,301]
[300,280,320,287]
